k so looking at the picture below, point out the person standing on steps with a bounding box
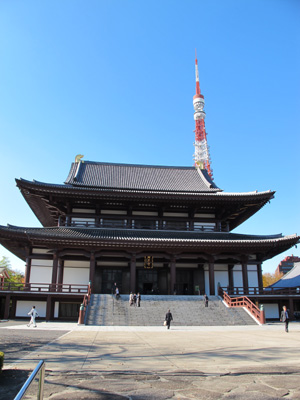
[204,294,209,307]
[129,292,133,306]
[137,292,141,307]
[165,309,173,329]
[280,305,290,332]
[27,305,38,327]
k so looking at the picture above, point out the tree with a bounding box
[0,256,24,283]
[263,271,283,287]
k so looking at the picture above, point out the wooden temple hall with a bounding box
[0,158,299,320]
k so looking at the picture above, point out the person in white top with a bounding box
[27,306,39,327]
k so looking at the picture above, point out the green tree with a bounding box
[263,271,283,287]
[0,256,24,283]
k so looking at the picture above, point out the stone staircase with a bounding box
[85,294,257,326]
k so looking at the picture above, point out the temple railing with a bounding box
[78,283,92,325]
[223,286,300,296]
[0,282,89,293]
[64,220,226,232]
[219,287,265,324]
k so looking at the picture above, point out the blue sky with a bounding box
[0,0,299,274]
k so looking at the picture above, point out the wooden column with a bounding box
[51,252,58,291]
[46,295,52,321]
[130,254,136,293]
[241,257,249,294]
[57,258,64,291]
[24,256,31,287]
[208,257,215,296]
[89,252,96,289]
[4,294,11,319]
[228,264,234,293]
[170,256,176,295]
[289,298,294,319]
[257,262,263,292]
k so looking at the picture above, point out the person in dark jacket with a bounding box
[137,293,141,307]
[280,305,290,332]
[204,294,209,307]
[165,309,173,329]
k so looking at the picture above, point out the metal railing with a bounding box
[14,360,45,400]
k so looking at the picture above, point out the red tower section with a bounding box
[193,54,213,179]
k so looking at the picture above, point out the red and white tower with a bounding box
[193,53,213,179]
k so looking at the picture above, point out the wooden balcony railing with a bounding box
[219,287,265,324]
[223,286,300,296]
[0,282,89,293]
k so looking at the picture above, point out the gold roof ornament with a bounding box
[75,154,84,163]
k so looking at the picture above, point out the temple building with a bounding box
[0,158,298,320]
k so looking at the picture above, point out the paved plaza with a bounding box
[0,321,300,399]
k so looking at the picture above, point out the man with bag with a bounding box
[165,309,173,329]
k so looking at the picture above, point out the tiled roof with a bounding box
[270,262,300,288]
[1,225,295,244]
[64,161,220,193]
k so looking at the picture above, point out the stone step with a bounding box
[86,294,257,326]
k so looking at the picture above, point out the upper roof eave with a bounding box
[16,178,275,200]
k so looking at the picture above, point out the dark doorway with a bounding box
[143,282,153,293]
[176,269,194,295]
[137,269,158,294]
[101,269,123,294]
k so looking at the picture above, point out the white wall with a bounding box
[215,265,229,294]
[30,260,52,289]
[63,267,89,286]
[263,303,279,319]
[248,265,258,288]
[16,301,47,318]
[233,265,243,289]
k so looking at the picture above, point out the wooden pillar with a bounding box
[289,298,294,319]
[46,295,52,321]
[51,252,58,291]
[170,256,176,295]
[257,262,263,293]
[4,294,11,319]
[89,252,96,290]
[57,258,64,291]
[130,254,136,293]
[228,264,234,293]
[208,257,215,296]
[24,257,32,290]
[241,256,249,294]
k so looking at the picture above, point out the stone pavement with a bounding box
[1,321,300,399]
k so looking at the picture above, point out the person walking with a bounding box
[204,294,209,307]
[165,309,173,329]
[115,287,120,300]
[27,306,38,327]
[280,305,290,332]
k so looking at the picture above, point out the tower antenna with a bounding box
[193,51,213,179]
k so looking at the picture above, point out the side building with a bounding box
[0,159,298,320]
